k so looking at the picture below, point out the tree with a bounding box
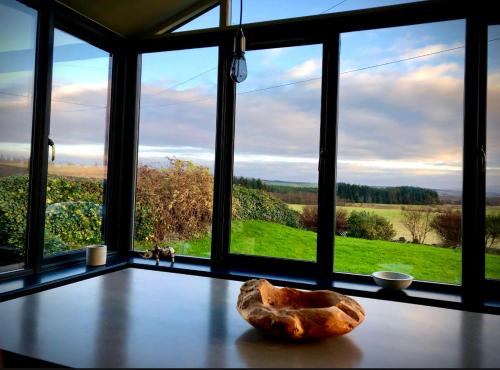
[485,214,500,249]
[401,206,434,244]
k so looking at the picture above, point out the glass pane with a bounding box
[174,5,220,32]
[135,47,218,258]
[231,45,322,261]
[232,0,425,25]
[43,29,111,257]
[486,25,500,281]
[0,0,37,272]
[335,20,465,284]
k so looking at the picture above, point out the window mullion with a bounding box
[317,35,340,279]
[211,38,236,267]
[462,15,488,308]
[26,2,54,274]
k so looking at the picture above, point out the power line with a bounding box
[320,0,349,14]
[2,37,500,111]
[0,90,106,109]
[146,40,472,106]
[144,66,217,101]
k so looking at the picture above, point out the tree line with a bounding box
[233,176,440,205]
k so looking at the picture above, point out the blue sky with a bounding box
[1,0,499,192]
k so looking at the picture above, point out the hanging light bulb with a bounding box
[230,0,247,83]
[230,27,247,83]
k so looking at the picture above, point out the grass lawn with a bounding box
[135,219,500,284]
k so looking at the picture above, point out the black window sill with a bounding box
[0,255,128,302]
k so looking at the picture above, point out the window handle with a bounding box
[48,137,55,162]
[318,149,326,172]
[480,145,486,173]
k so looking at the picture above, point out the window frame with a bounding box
[1,0,497,311]
[133,0,497,304]
[484,17,500,301]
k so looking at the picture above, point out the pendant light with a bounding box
[230,0,247,83]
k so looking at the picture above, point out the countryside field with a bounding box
[135,219,500,284]
[289,202,500,247]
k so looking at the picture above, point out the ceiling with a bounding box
[56,0,218,38]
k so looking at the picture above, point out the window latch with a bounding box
[480,145,486,173]
[48,137,55,162]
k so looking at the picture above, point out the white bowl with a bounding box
[372,271,413,290]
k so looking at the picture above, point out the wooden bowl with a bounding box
[236,279,365,340]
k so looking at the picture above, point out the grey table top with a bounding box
[0,268,499,368]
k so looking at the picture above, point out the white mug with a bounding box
[86,244,107,266]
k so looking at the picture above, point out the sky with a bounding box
[1,0,499,192]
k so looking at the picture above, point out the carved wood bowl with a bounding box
[236,279,365,340]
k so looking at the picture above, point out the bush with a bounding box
[134,159,213,244]
[485,213,500,248]
[300,206,317,231]
[336,208,348,234]
[430,209,461,248]
[45,201,103,250]
[299,206,348,234]
[232,185,302,228]
[0,175,30,253]
[0,175,104,257]
[347,211,396,241]
[44,231,70,255]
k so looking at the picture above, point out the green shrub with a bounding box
[0,175,104,256]
[44,231,70,255]
[45,201,103,250]
[347,210,396,241]
[0,175,30,252]
[485,213,500,248]
[232,185,302,228]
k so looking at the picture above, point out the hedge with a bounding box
[232,185,302,228]
[0,175,104,257]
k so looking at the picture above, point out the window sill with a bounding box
[128,257,480,312]
[0,256,498,315]
[0,255,128,302]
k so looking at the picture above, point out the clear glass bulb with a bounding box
[230,53,247,83]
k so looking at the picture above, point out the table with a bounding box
[0,268,499,368]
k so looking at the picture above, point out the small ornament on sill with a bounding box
[142,245,176,265]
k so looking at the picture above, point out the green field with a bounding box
[135,219,500,284]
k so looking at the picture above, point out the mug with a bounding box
[86,244,107,266]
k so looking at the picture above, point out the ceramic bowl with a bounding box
[372,271,413,290]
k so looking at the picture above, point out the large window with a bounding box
[43,29,111,257]
[0,0,37,272]
[486,25,500,281]
[334,20,468,284]
[231,45,322,261]
[135,47,218,258]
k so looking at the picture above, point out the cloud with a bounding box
[286,59,321,79]
[398,43,465,61]
[3,49,500,189]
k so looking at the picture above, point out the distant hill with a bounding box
[263,180,317,188]
[234,177,440,205]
